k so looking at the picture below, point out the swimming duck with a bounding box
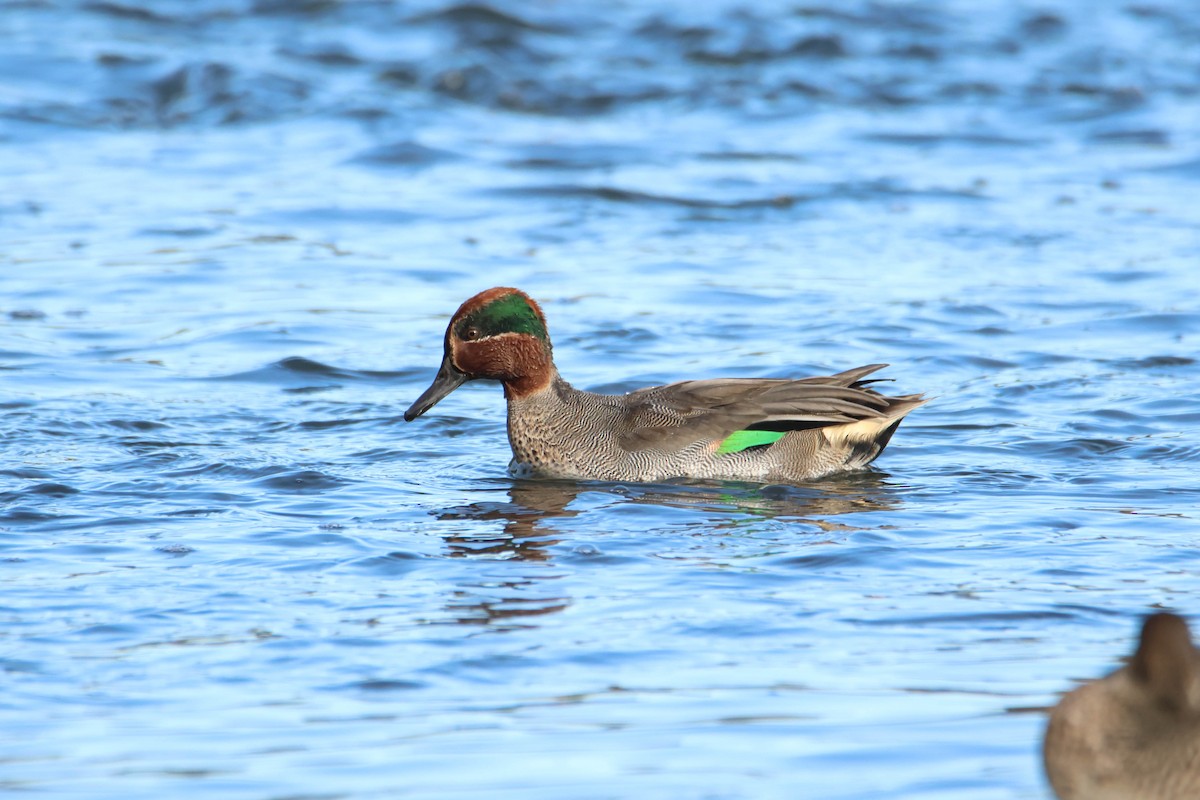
[404,287,925,483]
[1043,612,1200,800]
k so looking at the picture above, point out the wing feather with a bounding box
[615,364,921,451]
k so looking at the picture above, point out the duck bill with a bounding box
[404,355,467,421]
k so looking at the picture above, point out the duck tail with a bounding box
[821,394,928,466]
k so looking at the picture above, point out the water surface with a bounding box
[2,1,1200,798]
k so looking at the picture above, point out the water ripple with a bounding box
[3,2,1200,798]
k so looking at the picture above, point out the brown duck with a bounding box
[1044,612,1200,799]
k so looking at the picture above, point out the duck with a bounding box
[404,287,926,483]
[1043,612,1200,800]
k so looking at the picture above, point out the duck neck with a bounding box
[503,358,559,401]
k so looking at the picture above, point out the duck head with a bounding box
[404,287,553,421]
[1130,612,1200,713]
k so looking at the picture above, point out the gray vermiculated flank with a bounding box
[505,364,925,482]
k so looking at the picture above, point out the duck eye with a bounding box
[463,326,482,341]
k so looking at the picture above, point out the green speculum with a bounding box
[716,429,786,454]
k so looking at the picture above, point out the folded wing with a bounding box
[616,364,924,452]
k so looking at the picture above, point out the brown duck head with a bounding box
[404,287,554,421]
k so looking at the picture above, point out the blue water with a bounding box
[3,1,1199,797]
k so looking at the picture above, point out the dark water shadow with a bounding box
[435,473,904,561]
[423,473,905,630]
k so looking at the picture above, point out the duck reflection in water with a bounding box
[435,473,907,562]
[431,475,905,628]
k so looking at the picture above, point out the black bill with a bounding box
[404,355,467,421]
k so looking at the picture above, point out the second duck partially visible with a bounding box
[404,287,926,484]
[1044,612,1200,800]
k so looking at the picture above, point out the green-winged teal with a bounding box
[404,287,926,483]
[1043,612,1200,800]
